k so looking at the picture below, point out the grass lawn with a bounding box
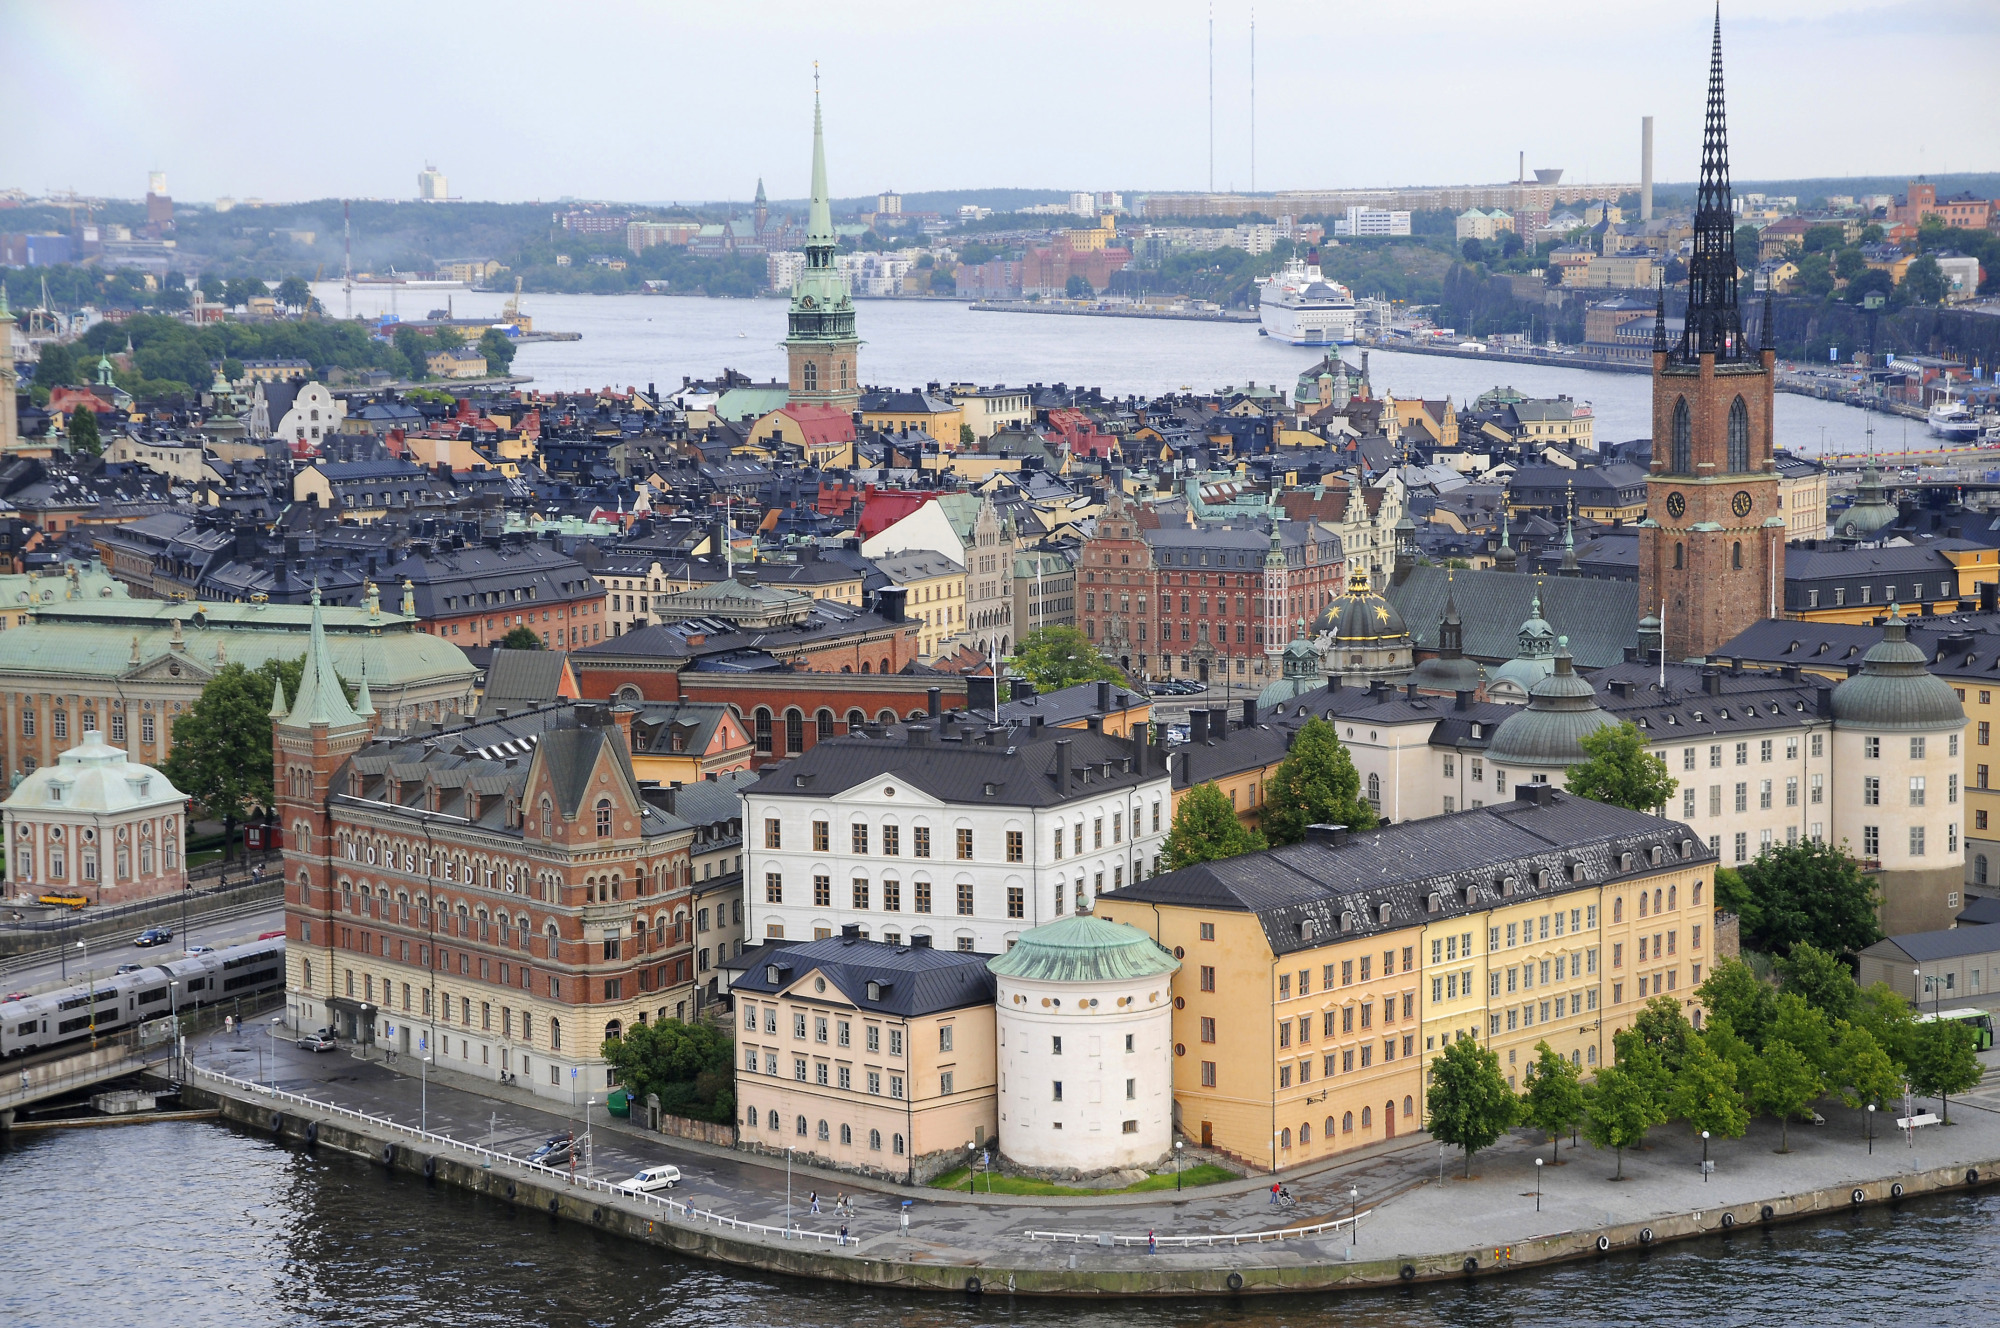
[926,1162,1239,1196]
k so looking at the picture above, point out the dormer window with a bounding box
[865,981,882,1001]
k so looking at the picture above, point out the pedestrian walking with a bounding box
[839,1222,849,1247]
[1148,1229,1157,1255]
[810,1190,820,1215]
[1269,1182,1280,1206]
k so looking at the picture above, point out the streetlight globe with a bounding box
[1701,1130,1709,1140]
[1535,1157,1544,1167]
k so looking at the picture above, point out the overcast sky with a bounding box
[10,0,1997,205]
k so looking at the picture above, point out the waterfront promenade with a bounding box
[184,1029,2000,1293]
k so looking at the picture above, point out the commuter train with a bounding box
[0,939,285,1060]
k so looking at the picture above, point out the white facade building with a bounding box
[276,382,347,449]
[988,913,1178,1173]
[4,728,187,905]
[743,723,1172,955]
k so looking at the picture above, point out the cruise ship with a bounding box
[1256,254,1357,345]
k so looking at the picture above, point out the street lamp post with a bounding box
[584,1097,595,1178]
[168,979,180,1080]
[785,1146,794,1235]
[1701,1130,1710,1182]
[1349,1185,1360,1245]
[420,1032,430,1134]
[1867,1103,1876,1154]
[967,1142,977,1195]
[1175,1139,1184,1192]
[1535,1157,1543,1211]
[269,1015,282,1090]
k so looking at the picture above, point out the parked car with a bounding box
[527,1135,575,1167]
[184,945,213,956]
[134,927,172,947]
[616,1164,681,1193]
[115,963,144,975]
[257,931,285,941]
[296,1032,337,1053]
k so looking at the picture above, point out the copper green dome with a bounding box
[987,914,1180,984]
[1831,611,1965,731]
[1484,645,1614,767]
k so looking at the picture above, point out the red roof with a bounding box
[775,404,856,447]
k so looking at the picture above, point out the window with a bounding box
[1863,825,1880,857]
[1865,736,1880,759]
[766,818,783,849]
[1007,886,1024,918]
[1911,776,1927,807]
[914,826,930,858]
[764,872,783,904]
[1864,777,1880,806]
[596,801,613,838]
[1200,965,1215,992]
[1911,825,1926,856]
[956,828,973,860]
[851,823,869,855]
[812,819,829,852]
[813,874,831,907]
[1006,830,1023,863]
[956,882,973,915]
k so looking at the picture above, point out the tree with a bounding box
[1777,943,1856,1024]
[1564,721,1677,812]
[1768,992,1836,1078]
[1830,1023,1903,1116]
[162,658,306,860]
[66,407,102,456]
[1461,237,1485,263]
[1425,1035,1518,1177]
[500,626,544,650]
[223,277,263,309]
[1745,1040,1822,1152]
[1162,782,1266,871]
[477,327,517,375]
[1583,1063,1664,1180]
[1845,268,1895,305]
[1625,996,1698,1075]
[34,341,79,388]
[1006,625,1125,694]
[1260,717,1378,847]
[1064,274,1092,298]
[1850,982,1917,1070]
[1734,224,1763,263]
[958,424,975,445]
[1734,839,1881,959]
[1667,1034,1749,1142]
[1902,254,1949,305]
[1521,1041,1587,1161]
[1905,1018,1984,1124]
[275,276,313,312]
[598,1019,737,1124]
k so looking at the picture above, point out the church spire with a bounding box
[807,71,834,252]
[284,587,366,731]
[1677,6,1745,363]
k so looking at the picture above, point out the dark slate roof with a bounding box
[1862,927,2000,964]
[662,768,758,830]
[577,597,906,664]
[744,722,1164,808]
[1259,683,1517,750]
[725,934,998,1017]
[1112,789,1710,959]
[1782,542,1966,584]
[1588,659,1829,740]
[1386,565,1637,667]
[1723,614,2000,682]
[996,679,1147,730]
[479,648,571,717]
[1956,895,2000,927]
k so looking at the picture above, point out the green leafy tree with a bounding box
[1005,625,1125,694]
[1735,838,1881,958]
[66,407,102,456]
[1846,268,1895,305]
[598,1018,737,1124]
[1260,716,1378,847]
[162,658,306,859]
[1830,1023,1903,1116]
[1905,1018,1984,1124]
[1697,958,1776,1048]
[1768,992,1836,1078]
[223,277,263,308]
[1667,1033,1749,1142]
[1065,274,1092,298]
[275,276,313,311]
[477,327,517,375]
[1624,996,1698,1075]
[500,626,544,650]
[1733,224,1763,263]
[1902,253,1949,305]
[1850,982,1918,1070]
[1746,1040,1822,1152]
[1162,782,1266,871]
[1583,1062,1664,1180]
[35,341,79,388]
[959,424,975,445]
[1521,1041,1587,1161]
[1564,721,1677,811]
[1790,252,1837,299]
[1777,942,1857,1024]
[1425,1035,1519,1177]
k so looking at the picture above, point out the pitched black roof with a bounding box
[724,934,998,1017]
[744,722,1164,808]
[1385,565,1638,667]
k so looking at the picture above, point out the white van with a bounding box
[618,1164,681,1193]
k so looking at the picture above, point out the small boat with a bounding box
[1929,399,1980,442]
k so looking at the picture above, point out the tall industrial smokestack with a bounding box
[1640,116,1654,222]
[1517,150,1524,187]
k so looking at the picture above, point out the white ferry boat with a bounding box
[1929,399,1981,442]
[1256,255,1357,345]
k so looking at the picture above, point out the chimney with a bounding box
[911,934,933,948]
[609,704,639,754]
[875,586,908,622]
[1702,668,1723,697]
[927,687,942,719]
[840,922,862,940]
[1455,689,1473,711]
[1053,738,1073,788]
[1086,714,1103,734]
[1817,685,1835,717]
[1012,679,1037,700]
[1242,698,1258,729]
[1982,582,1998,614]
[1304,824,1349,847]
[1209,706,1227,738]
[907,723,931,747]
[967,674,997,713]
[1190,709,1210,744]
[1516,782,1557,806]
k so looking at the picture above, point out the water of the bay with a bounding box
[312,287,1929,462]
[2,1119,1994,1327]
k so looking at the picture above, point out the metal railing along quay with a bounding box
[186,1064,857,1247]
[1025,1208,1372,1248]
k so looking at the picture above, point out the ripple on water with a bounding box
[4,1122,1998,1327]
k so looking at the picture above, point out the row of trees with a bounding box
[1429,951,1983,1178]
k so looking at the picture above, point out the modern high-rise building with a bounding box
[417,163,449,202]
[784,89,861,414]
[1639,14,1781,660]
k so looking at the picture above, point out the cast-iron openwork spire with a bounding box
[1675,8,1745,364]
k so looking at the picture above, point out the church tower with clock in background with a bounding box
[1639,13,1783,661]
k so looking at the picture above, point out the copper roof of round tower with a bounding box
[1830,607,1966,730]
[1314,570,1410,643]
[1484,641,1615,767]
[986,913,1180,984]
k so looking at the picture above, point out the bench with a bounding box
[1896,1113,1941,1130]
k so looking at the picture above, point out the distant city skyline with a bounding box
[9,0,1997,206]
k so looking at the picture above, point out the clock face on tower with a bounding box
[1665,492,1685,519]
[1732,490,1754,518]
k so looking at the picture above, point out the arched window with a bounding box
[877,709,896,724]
[596,800,613,838]
[1727,395,1749,473]
[1366,773,1381,807]
[1671,397,1692,475]
[1674,542,1683,569]
[1325,1115,1336,1139]
[860,661,870,674]
[1668,884,1677,910]
[540,799,552,838]
[1613,896,1623,923]
[1280,1127,1292,1148]
[846,709,865,732]
[605,1020,622,1042]
[816,709,835,740]
[880,658,891,675]
[840,1123,852,1145]
[893,1132,905,1155]
[550,1018,562,1051]
[1342,1111,1354,1133]
[869,1128,882,1151]
[753,708,773,755]
[1732,541,1742,570]
[1299,1120,1312,1144]
[785,709,804,754]
[817,1119,830,1141]
[1977,854,1989,885]
[802,360,818,392]
[795,1115,808,1137]
[1403,1095,1414,1118]
[1587,1044,1598,1065]
[768,1108,779,1130]
[1361,1105,1373,1129]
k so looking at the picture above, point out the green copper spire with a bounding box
[0,283,12,323]
[268,674,289,721]
[284,587,366,731]
[807,77,834,250]
[355,664,374,718]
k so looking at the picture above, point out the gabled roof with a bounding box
[1861,927,2000,964]
[726,934,998,1017]
[479,648,577,717]
[1385,566,1637,667]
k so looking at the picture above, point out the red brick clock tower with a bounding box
[1640,13,1783,660]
